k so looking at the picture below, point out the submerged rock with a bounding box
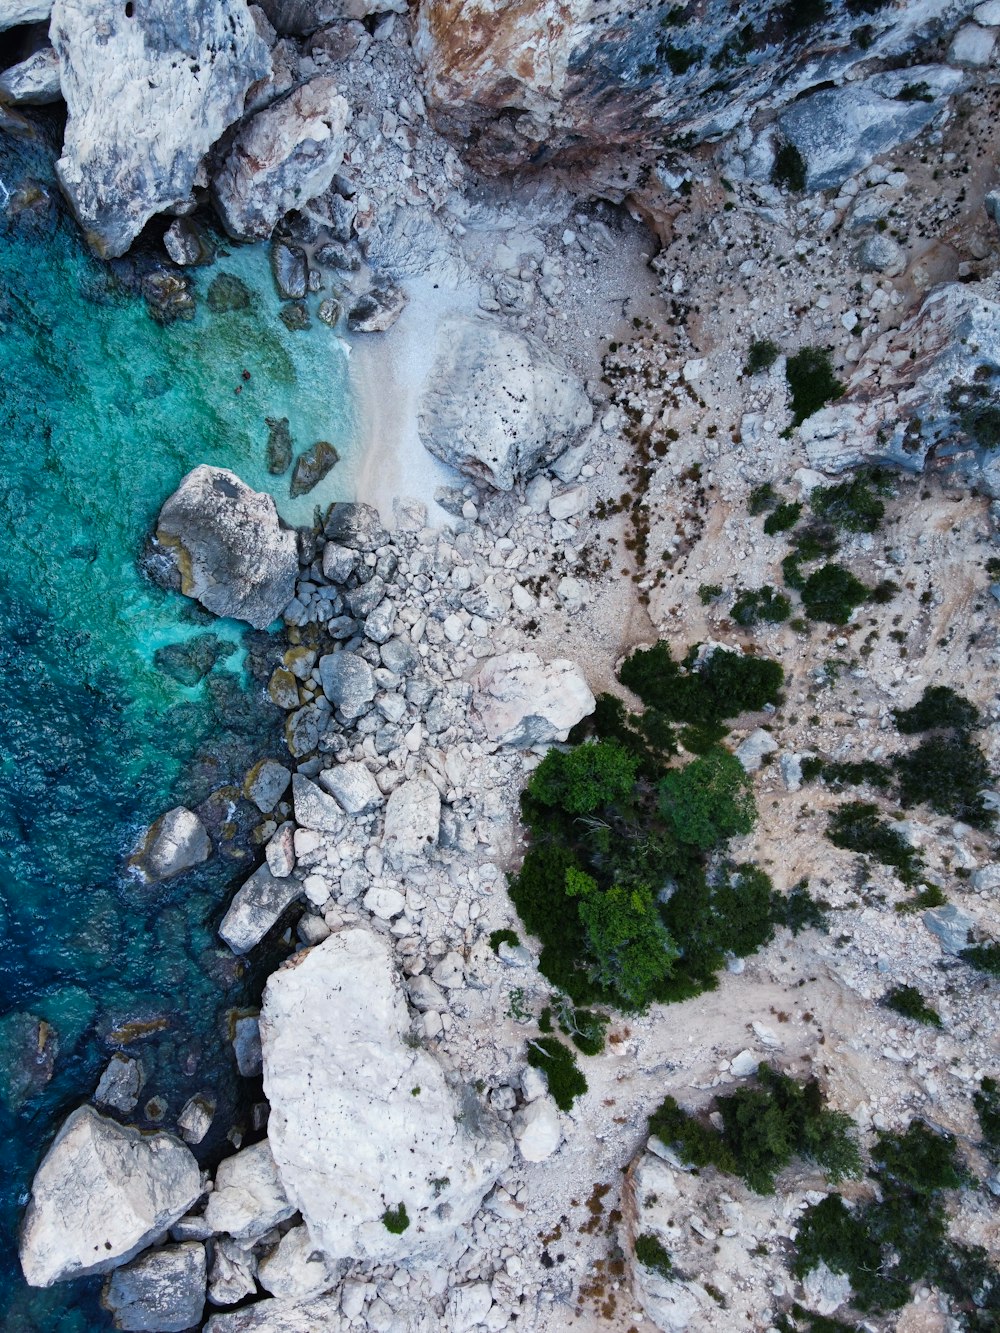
[207,273,253,314]
[51,0,270,257]
[212,76,350,242]
[102,1242,207,1332]
[0,1011,58,1111]
[94,1054,144,1115]
[0,46,62,105]
[141,272,196,325]
[156,466,298,630]
[20,1106,201,1287]
[290,440,338,497]
[130,806,211,883]
[418,315,592,491]
[265,416,293,475]
[153,634,230,687]
[260,928,511,1264]
[472,652,595,747]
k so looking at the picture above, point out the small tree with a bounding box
[659,748,756,849]
[528,739,638,815]
[566,869,679,1011]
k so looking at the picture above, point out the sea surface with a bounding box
[0,119,356,1329]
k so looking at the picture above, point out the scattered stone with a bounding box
[855,232,905,275]
[319,651,376,718]
[95,1055,144,1115]
[446,1282,494,1332]
[381,776,441,867]
[207,1237,257,1307]
[512,1096,561,1162]
[232,1016,263,1078]
[290,441,339,498]
[203,1141,296,1243]
[102,1242,207,1333]
[0,1012,58,1111]
[801,1260,853,1316]
[130,807,211,884]
[735,729,779,772]
[219,863,301,956]
[923,903,978,955]
[257,1225,338,1302]
[19,1106,201,1287]
[347,284,407,333]
[243,760,291,815]
[317,761,382,815]
[156,467,298,630]
[729,1049,759,1078]
[177,1094,215,1146]
[321,542,359,583]
[0,46,62,105]
[265,822,296,878]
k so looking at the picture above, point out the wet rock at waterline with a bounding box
[155,466,298,630]
[260,928,512,1264]
[212,76,351,242]
[51,0,270,257]
[102,1242,207,1333]
[129,806,211,883]
[269,241,307,301]
[94,1054,145,1115]
[219,862,301,956]
[290,440,339,497]
[153,634,233,687]
[417,315,592,491]
[19,1106,202,1287]
[347,283,407,333]
[163,218,215,268]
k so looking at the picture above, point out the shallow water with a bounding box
[0,121,356,1328]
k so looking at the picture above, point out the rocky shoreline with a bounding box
[6,0,1000,1328]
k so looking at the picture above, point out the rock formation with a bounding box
[471,651,595,747]
[418,315,592,491]
[20,1107,201,1287]
[50,0,270,256]
[156,466,298,630]
[260,928,511,1264]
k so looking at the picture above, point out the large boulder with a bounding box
[20,1106,201,1287]
[219,863,301,956]
[156,467,298,630]
[0,47,62,105]
[212,76,351,242]
[417,315,592,492]
[260,928,511,1264]
[381,777,440,869]
[102,1242,207,1333]
[0,0,51,31]
[50,0,270,257]
[203,1296,345,1331]
[129,806,211,884]
[472,652,595,747]
[204,1142,296,1242]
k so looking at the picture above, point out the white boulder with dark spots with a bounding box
[472,652,595,747]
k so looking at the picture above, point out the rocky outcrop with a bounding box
[0,47,61,105]
[412,0,960,176]
[799,277,1000,496]
[418,315,592,491]
[212,76,351,242]
[102,1243,207,1333]
[129,806,211,883]
[472,652,594,747]
[260,928,511,1264]
[156,467,298,630]
[50,0,270,257]
[0,0,51,31]
[20,1106,201,1287]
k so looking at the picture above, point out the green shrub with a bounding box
[884,984,941,1028]
[763,501,802,535]
[872,1121,967,1195]
[892,733,991,826]
[698,582,723,604]
[634,1232,674,1278]
[811,470,888,533]
[896,80,933,102]
[382,1203,410,1234]
[800,563,869,624]
[773,880,830,934]
[786,348,844,425]
[489,929,520,953]
[649,1066,860,1194]
[659,748,756,850]
[557,1005,609,1056]
[619,642,783,729]
[893,685,980,735]
[826,801,923,885]
[961,942,1000,976]
[526,1036,588,1110]
[974,1076,1000,1155]
[819,759,892,790]
[731,585,792,626]
[745,339,780,375]
[572,691,677,779]
[529,740,639,815]
[772,141,807,191]
[568,870,679,1010]
[660,41,703,73]
[948,377,1000,450]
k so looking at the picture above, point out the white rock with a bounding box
[212,75,351,241]
[292,773,344,833]
[260,928,511,1264]
[257,1224,338,1301]
[318,761,382,815]
[751,1021,783,1050]
[950,21,997,65]
[102,1242,207,1333]
[219,863,300,956]
[51,0,270,256]
[417,315,592,492]
[729,1049,759,1078]
[548,484,588,520]
[512,1097,561,1162]
[472,652,594,747]
[19,1106,201,1287]
[207,1237,257,1306]
[802,1260,853,1316]
[265,822,296,878]
[0,0,51,31]
[447,1282,494,1332]
[204,1142,296,1243]
[382,777,440,868]
[735,728,778,772]
[0,46,61,105]
[521,1065,548,1101]
[363,886,406,920]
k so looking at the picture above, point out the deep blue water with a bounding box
[0,120,356,1329]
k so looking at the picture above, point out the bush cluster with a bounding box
[526,1036,588,1110]
[634,1233,674,1278]
[731,585,792,626]
[884,984,941,1028]
[974,1076,1000,1157]
[810,470,891,534]
[786,348,844,425]
[826,801,923,886]
[648,1065,861,1194]
[793,1122,998,1316]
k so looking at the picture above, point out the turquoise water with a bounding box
[0,121,356,1328]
